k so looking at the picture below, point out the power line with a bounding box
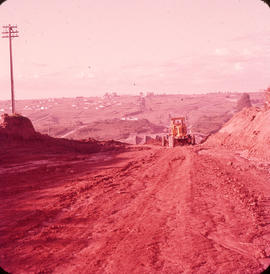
[2,24,19,114]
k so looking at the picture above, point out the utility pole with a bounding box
[2,25,19,114]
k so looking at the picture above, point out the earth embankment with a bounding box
[206,107,270,161]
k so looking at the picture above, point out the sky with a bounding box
[0,0,270,99]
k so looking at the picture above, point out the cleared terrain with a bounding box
[0,99,270,273]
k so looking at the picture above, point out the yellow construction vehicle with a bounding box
[162,117,195,147]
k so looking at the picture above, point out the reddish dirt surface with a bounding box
[1,111,270,273]
[1,143,270,273]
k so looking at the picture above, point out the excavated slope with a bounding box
[206,107,270,160]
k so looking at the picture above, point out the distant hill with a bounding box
[0,93,264,143]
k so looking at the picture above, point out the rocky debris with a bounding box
[120,134,143,145]
[122,134,163,145]
[206,107,270,160]
[235,93,252,112]
[143,135,163,145]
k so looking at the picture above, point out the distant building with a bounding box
[104,92,118,98]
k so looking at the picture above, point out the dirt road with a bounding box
[1,145,270,273]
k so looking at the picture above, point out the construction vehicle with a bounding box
[162,117,195,147]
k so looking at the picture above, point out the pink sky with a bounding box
[0,0,270,99]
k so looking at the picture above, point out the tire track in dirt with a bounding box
[53,148,189,273]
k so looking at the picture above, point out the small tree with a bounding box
[265,87,270,109]
[236,93,252,112]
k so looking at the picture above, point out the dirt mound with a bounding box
[0,113,37,140]
[206,107,270,160]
